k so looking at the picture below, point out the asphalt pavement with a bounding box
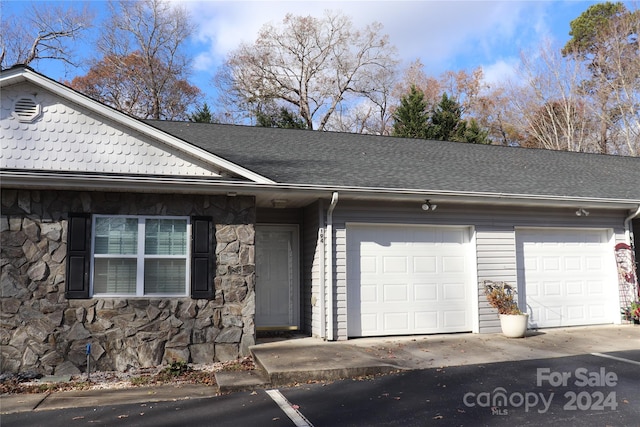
[1,324,639,415]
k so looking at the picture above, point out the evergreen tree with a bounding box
[190,103,213,123]
[454,118,491,144]
[393,88,491,144]
[426,93,463,141]
[392,85,429,138]
[256,107,307,129]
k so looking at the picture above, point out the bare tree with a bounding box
[392,59,442,112]
[474,85,522,146]
[327,63,397,135]
[0,3,93,69]
[80,0,198,120]
[439,68,485,115]
[506,40,599,153]
[217,11,399,130]
[68,53,200,121]
[562,2,639,155]
[591,7,640,156]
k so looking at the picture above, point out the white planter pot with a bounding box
[499,314,529,338]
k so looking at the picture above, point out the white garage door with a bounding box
[347,224,474,337]
[517,229,615,328]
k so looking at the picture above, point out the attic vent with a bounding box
[12,96,41,123]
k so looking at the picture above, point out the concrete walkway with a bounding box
[2,325,639,414]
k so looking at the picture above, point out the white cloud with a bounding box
[481,58,520,87]
[185,1,552,75]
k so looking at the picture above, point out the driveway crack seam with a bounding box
[32,391,51,411]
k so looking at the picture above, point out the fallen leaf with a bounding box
[250,391,258,395]
[272,417,280,421]
[72,416,84,420]
[292,404,300,410]
[117,415,129,419]
[433,415,444,419]
[623,399,629,404]
[457,409,466,413]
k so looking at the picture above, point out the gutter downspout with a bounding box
[326,192,339,341]
[624,205,640,246]
[318,202,326,340]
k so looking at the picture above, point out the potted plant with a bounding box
[483,280,529,338]
[621,301,640,324]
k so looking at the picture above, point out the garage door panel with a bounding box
[565,257,582,271]
[544,306,563,322]
[348,225,473,337]
[361,313,377,331]
[542,257,561,271]
[444,311,468,328]
[443,283,466,300]
[587,281,604,296]
[566,281,584,296]
[383,313,409,331]
[415,311,438,329]
[518,229,613,328]
[567,305,585,321]
[543,281,562,296]
[442,256,466,273]
[383,284,409,302]
[360,284,378,302]
[414,283,437,301]
[360,256,377,273]
[585,257,603,271]
[414,257,437,273]
[383,256,407,273]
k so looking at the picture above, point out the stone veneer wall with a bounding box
[0,189,256,375]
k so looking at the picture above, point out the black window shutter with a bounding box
[191,216,214,299]
[65,213,91,299]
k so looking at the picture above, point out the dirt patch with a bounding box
[0,357,255,395]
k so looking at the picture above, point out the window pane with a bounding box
[144,259,186,294]
[94,218,138,254]
[93,258,136,294]
[145,219,187,255]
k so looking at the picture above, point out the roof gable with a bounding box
[0,66,274,184]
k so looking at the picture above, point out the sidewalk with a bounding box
[2,325,639,414]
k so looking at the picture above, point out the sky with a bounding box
[1,1,612,106]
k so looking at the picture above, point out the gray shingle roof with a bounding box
[148,120,640,202]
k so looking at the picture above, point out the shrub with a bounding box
[483,281,523,315]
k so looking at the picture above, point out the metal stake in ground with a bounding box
[86,343,91,381]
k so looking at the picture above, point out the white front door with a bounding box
[255,225,300,329]
[347,224,475,337]
[517,228,616,328]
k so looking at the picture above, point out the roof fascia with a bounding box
[0,67,275,184]
[2,170,638,210]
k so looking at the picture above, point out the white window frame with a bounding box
[90,215,191,297]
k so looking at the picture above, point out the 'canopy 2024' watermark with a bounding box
[462,367,618,415]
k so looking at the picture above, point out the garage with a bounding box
[346,224,475,337]
[516,228,616,328]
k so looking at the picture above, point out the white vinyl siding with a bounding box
[303,201,324,337]
[476,226,517,333]
[92,216,190,297]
